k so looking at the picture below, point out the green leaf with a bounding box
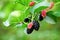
[47,11,57,22]
[53,11,60,17]
[34,0,43,2]
[44,16,56,24]
[16,0,31,6]
[52,0,60,3]
[14,3,26,11]
[51,2,60,17]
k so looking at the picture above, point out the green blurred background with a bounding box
[0,0,60,40]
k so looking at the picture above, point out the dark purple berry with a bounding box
[33,20,40,31]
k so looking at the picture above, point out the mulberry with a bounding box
[33,20,40,31]
[29,1,35,6]
[24,18,31,23]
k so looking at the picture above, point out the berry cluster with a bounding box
[24,10,47,34]
[26,20,40,34]
[23,1,54,34]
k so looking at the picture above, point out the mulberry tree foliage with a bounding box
[0,0,60,34]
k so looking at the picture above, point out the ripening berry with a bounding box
[44,2,54,12]
[49,2,54,9]
[29,1,35,6]
[26,22,34,34]
[41,10,46,18]
[33,20,40,31]
[39,10,46,21]
[24,18,31,23]
[27,22,33,29]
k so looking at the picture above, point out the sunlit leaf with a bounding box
[44,16,56,24]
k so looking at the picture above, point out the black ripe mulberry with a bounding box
[39,14,44,21]
[33,20,40,31]
[24,18,31,23]
[27,27,34,34]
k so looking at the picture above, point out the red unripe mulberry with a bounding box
[28,22,33,29]
[29,2,35,6]
[41,10,46,18]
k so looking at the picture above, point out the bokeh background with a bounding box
[0,0,60,40]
